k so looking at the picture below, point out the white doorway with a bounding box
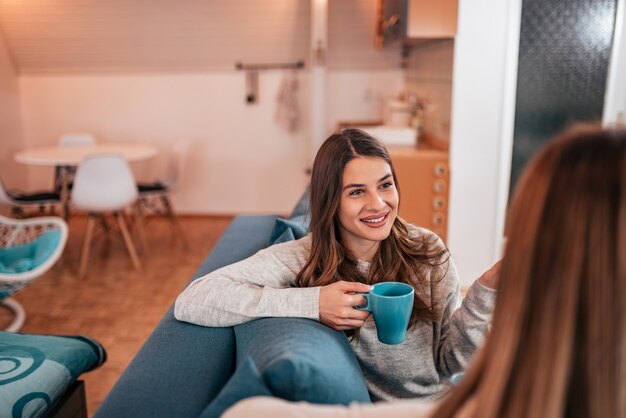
[604,0,626,125]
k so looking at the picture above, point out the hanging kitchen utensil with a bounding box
[246,70,259,104]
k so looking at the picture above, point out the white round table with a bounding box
[15,144,157,166]
[14,143,158,219]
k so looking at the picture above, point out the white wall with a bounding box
[19,72,311,214]
[0,28,25,189]
[326,70,406,130]
[19,69,405,215]
[448,0,520,285]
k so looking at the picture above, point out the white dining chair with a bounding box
[55,133,97,199]
[0,176,60,218]
[137,140,189,246]
[71,154,143,277]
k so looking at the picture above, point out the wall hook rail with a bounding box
[235,60,305,71]
[235,61,305,104]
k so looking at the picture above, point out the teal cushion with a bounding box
[0,331,106,418]
[199,356,272,418]
[289,190,310,218]
[0,230,61,274]
[268,215,308,245]
[268,191,310,245]
[234,318,371,405]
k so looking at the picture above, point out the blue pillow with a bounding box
[268,215,308,245]
[0,229,61,274]
[199,356,272,418]
[234,318,371,405]
[0,331,106,417]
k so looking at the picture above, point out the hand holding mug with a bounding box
[355,282,414,345]
[319,281,372,331]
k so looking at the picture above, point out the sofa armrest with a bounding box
[95,215,279,418]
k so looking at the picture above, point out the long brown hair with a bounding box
[432,123,626,418]
[295,128,448,327]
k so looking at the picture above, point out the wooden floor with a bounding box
[0,214,233,417]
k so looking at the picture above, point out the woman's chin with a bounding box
[357,224,393,242]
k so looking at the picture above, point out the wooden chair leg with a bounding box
[160,195,188,248]
[133,202,149,256]
[115,212,142,271]
[79,215,95,278]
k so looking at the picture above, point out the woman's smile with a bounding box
[360,212,390,227]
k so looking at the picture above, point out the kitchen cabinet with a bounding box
[407,0,457,38]
[378,0,457,45]
[388,146,449,242]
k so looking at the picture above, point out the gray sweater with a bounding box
[174,227,495,401]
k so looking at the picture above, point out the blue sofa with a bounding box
[95,199,370,418]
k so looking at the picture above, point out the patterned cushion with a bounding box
[0,331,106,417]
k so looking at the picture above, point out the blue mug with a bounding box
[450,372,464,385]
[356,282,414,345]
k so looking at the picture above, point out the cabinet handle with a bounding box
[433,180,446,193]
[432,213,444,226]
[432,197,445,210]
[434,163,447,177]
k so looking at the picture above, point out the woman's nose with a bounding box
[366,192,385,210]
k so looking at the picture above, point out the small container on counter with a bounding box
[384,99,412,128]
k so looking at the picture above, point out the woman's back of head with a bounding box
[433,123,626,418]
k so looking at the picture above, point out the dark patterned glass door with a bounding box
[510,0,617,193]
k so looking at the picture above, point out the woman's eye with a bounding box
[380,182,393,189]
[349,189,364,196]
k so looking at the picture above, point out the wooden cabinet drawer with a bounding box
[388,146,449,242]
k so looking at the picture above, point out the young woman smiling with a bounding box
[222,123,626,418]
[175,128,497,400]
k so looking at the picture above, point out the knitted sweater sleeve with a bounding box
[174,236,320,327]
[406,225,496,376]
[435,255,496,375]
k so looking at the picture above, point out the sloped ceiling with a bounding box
[0,0,401,74]
[0,0,311,74]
